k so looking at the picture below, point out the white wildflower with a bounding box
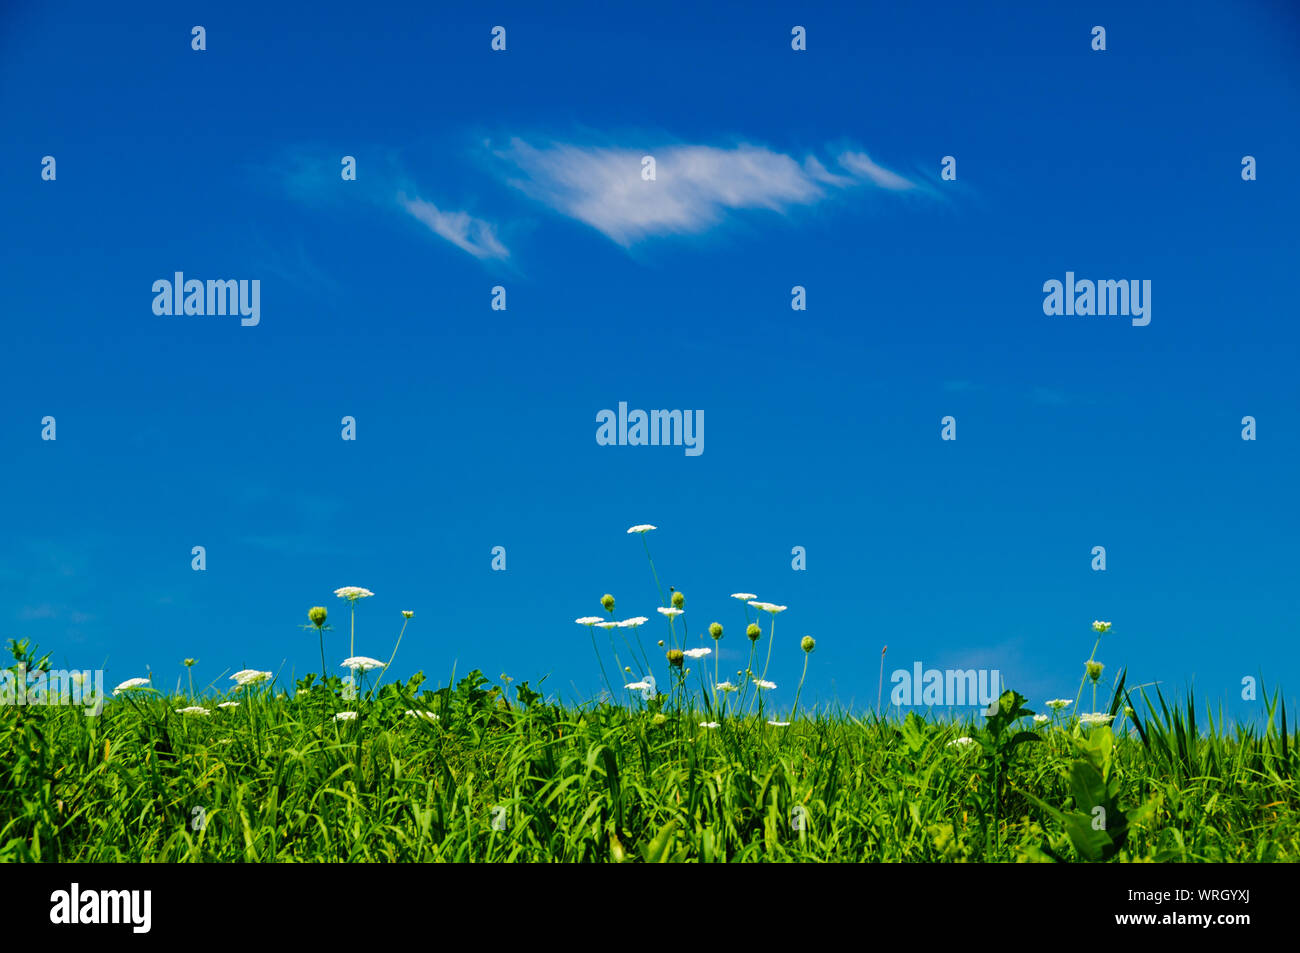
[112,678,151,695]
[230,670,272,687]
[334,587,374,601]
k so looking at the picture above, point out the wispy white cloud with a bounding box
[495,138,918,244]
[399,194,509,260]
[836,151,915,191]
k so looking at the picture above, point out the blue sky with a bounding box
[2,0,1298,721]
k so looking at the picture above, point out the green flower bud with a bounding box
[709,622,723,639]
[746,623,761,641]
[601,594,615,612]
[1085,660,1104,682]
[671,591,685,609]
[801,636,815,653]
[309,606,328,627]
[667,649,684,667]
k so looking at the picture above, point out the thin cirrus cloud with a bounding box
[494,138,919,245]
[399,194,510,260]
[276,151,511,261]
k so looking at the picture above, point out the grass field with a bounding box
[4,531,1296,863]
[3,641,1296,862]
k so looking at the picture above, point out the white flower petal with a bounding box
[340,656,385,672]
[334,586,375,600]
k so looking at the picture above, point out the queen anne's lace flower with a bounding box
[334,587,374,600]
[231,670,271,687]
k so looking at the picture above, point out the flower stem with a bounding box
[590,628,614,701]
[373,617,410,693]
[1072,636,1102,716]
[759,614,777,684]
[642,536,665,606]
[790,653,810,723]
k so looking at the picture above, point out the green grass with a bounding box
[3,660,1297,862]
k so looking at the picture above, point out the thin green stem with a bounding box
[642,536,665,606]
[790,653,810,723]
[589,628,614,701]
[759,613,778,685]
[1072,636,1102,716]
